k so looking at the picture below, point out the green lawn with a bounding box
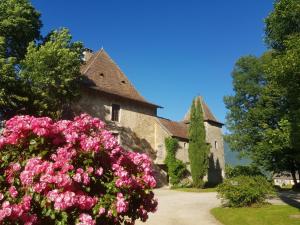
[171,187,217,193]
[211,205,300,225]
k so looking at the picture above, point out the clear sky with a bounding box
[31,0,274,128]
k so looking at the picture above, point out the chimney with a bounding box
[83,48,94,61]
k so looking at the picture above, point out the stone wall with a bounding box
[204,121,225,185]
[176,140,189,163]
[73,88,225,186]
[73,88,169,186]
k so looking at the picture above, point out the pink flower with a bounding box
[116,193,128,213]
[95,167,103,176]
[11,163,21,172]
[87,167,93,174]
[73,173,82,183]
[98,207,105,215]
[0,114,157,224]
[77,213,96,225]
[9,186,18,198]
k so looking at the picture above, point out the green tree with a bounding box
[188,97,210,188]
[0,0,83,119]
[264,0,300,183]
[225,0,300,185]
[0,0,42,61]
[0,36,28,119]
[224,56,267,155]
[265,0,300,50]
[20,28,83,119]
[224,53,298,182]
[0,0,41,118]
[264,35,300,182]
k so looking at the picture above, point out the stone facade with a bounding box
[75,48,225,186]
[204,121,225,184]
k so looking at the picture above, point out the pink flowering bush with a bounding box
[0,114,157,224]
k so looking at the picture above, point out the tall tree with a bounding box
[188,97,210,188]
[265,0,300,51]
[225,0,300,185]
[265,0,300,183]
[0,0,42,61]
[0,0,42,118]
[264,35,300,182]
[0,0,83,120]
[224,56,267,155]
[20,28,83,119]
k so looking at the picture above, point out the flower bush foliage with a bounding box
[0,114,157,224]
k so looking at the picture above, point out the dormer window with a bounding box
[111,104,120,122]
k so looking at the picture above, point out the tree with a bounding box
[224,53,299,182]
[264,0,300,183]
[225,0,300,185]
[0,0,83,120]
[0,37,27,119]
[265,0,300,50]
[188,97,210,188]
[20,29,83,119]
[0,0,42,61]
[264,35,300,182]
[224,56,267,155]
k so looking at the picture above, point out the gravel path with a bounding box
[136,189,222,225]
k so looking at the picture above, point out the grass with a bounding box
[211,205,300,225]
[171,187,217,193]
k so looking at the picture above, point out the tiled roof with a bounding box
[158,118,188,140]
[81,48,161,108]
[183,96,223,125]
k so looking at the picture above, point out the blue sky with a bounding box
[31,0,274,129]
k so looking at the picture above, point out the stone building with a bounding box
[73,48,225,186]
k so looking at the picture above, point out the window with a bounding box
[111,104,120,122]
[215,141,218,149]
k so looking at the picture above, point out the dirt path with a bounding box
[136,189,222,225]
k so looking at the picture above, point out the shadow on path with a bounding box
[277,191,300,208]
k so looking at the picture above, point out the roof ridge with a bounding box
[100,49,148,102]
[82,48,103,74]
[81,48,161,108]
[182,96,223,125]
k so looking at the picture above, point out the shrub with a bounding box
[217,175,274,207]
[164,137,187,186]
[225,164,265,179]
[0,114,157,224]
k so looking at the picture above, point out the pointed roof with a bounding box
[183,96,223,125]
[81,48,161,108]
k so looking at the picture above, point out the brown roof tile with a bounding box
[81,48,161,108]
[158,118,188,140]
[183,96,223,125]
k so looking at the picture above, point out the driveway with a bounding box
[136,189,222,225]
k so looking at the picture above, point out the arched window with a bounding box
[215,141,218,149]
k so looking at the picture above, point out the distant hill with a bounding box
[224,142,251,166]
